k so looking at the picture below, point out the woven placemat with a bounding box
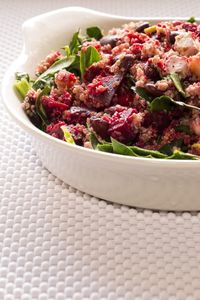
[1,1,200,299]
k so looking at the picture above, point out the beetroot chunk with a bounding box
[63,106,92,125]
[84,65,102,82]
[108,108,138,143]
[88,74,123,109]
[118,54,135,73]
[46,121,66,139]
[90,117,110,140]
[100,35,119,47]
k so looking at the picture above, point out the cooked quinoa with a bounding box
[15,19,200,159]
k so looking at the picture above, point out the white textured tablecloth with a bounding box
[1,1,200,299]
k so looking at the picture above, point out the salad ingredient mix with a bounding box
[15,18,200,159]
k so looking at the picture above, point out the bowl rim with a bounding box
[2,6,200,167]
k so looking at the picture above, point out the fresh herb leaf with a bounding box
[36,56,75,81]
[97,143,113,153]
[63,45,71,57]
[14,78,31,100]
[86,26,103,40]
[150,95,200,112]
[32,76,52,91]
[15,72,30,82]
[91,136,199,160]
[150,95,174,112]
[69,30,82,54]
[111,138,137,156]
[168,150,199,160]
[187,16,196,23]
[126,74,136,90]
[90,132,100,149]
[61,125,75,144]
[175,101,200,111]
[35,85,50,127]
[159,139,186,155]
[135,86,152,102]
[129,146,167,158]
[68,55,81,77]
[170,73,186,97]
[80,46,101,77]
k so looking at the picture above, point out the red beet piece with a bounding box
[63,106,92,125]
[88,74,123,108]
[90,117,110,140]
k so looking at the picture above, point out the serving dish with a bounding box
[2,7,200,211]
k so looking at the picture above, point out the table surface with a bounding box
[1,1,200,299]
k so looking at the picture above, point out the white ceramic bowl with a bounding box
[2,7,200,211]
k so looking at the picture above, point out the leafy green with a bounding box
[187,16,196,23]
[170,73,186,97]
[168,150,199,160]
[135,86,152,102]
[170,100,200,111]
[69,30,82,54]
[129,146,167,158]
[15,72,30,82]
[14,78,31,100]
[35,85,50,127]
[89,135,200,160]
[159,139,186,155]
[80,46,101,78]
[150,95,200,112]
[150,95,174,112]
[63,45,71,57]
[35,56,76,83]
[68,55,81,77]
[97,143,113,153]
[111,138,137,156]
[32,78,50,90]
[90,132,100,149]
[126,74,136,90]
[61,125,75,144]
[86,26,103,40]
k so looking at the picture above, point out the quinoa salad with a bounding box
[15,18,200,159]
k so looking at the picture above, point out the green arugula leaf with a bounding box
[63,45,71,57]
[61,125,75,144]
[187,16,196,23]
[69,30,82,54]
[135,86,153,102]
[170,73,186,97]
[35,85,50,127]
[34,56,75,83]
[129,146,167,158]
[90,132,100,149]
[91,136,199,160]
[167,150,199,160]
[80,46,101,78]
[150,95,174,112]
[111,138,137,156]
[86,26,103,40]
[14,78,31,100]
[68,55,81,77]
[32,78,50,91]
[126,74,136,90]
[97,143,113,153]
[15,72,30,82]
[159,139,186,155]
[150,95,200,112]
